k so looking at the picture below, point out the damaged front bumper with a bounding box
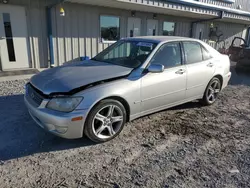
[24,94,88,139]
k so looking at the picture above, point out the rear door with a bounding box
[183,41,216,99]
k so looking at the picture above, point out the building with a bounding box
[0,0,250,71]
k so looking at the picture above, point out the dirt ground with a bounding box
[0,65,250,188]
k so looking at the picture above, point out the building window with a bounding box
[100,15,120,43]
[163,22,175,36]
[3,13,16,62]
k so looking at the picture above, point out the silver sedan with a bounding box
[24,36,231,142]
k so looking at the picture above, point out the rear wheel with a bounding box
[84,99,127,143]
[201,77,221,105]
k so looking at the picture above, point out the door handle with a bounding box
[207,62,214,67]
[175,69,186,74]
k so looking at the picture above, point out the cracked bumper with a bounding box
[24,95,88,139]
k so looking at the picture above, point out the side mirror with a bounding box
[147,64,164,73]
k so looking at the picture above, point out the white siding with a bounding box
[27,7,48,68]
[52,3,193,66]
[3,0,249,68]
[50,2,247,66]
[175,21,191,37]
[196,21,245,49]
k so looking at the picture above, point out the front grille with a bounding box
[26,84,44,106]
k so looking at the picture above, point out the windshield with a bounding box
[92,40,158,68]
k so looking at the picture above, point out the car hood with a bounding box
[30,60,133,95]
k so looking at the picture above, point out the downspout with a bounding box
[46,7,55,68]
[46,0,66,68]
[246,27,250,46]
[190,11,225,38]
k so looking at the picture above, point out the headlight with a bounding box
[46,97,83,112]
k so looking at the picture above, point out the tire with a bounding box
[84,99,127,143]
[201,77,221,106]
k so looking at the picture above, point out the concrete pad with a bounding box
[0,74,34,82]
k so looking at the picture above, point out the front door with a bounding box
[147,19,158,36]
[127,17,141,37]
[141,42,186,113]
[0,5,29,70]
[228,37,247,62]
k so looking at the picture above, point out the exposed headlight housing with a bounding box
[46,97,83,112]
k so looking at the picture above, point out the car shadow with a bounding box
[229,65,250,87]
[169,101,203,111]
[0,94,96,161]
[0,94,202,162]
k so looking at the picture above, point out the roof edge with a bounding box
[167,0,250,17]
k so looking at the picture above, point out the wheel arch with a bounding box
[214,74,223,86]
[86,96,131,123]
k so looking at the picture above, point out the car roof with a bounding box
[124,36,201,43]
[123,36,221,57]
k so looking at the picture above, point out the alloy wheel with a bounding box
[92,105,124,139]
[206,80,221,103]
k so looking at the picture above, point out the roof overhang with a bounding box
[66,0,250,24]
[167,0,250,17]
[66,0,219,19]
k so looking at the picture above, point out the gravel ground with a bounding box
[0,67,250,188]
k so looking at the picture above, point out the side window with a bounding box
[183,42,203,64]
[201,46,212,61]
[150,42,182,68]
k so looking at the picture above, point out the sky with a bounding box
[101,16,119,28]
[163,22,175,31]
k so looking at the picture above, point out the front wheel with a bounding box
[201,77,221,105]
[84,99,127,143]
